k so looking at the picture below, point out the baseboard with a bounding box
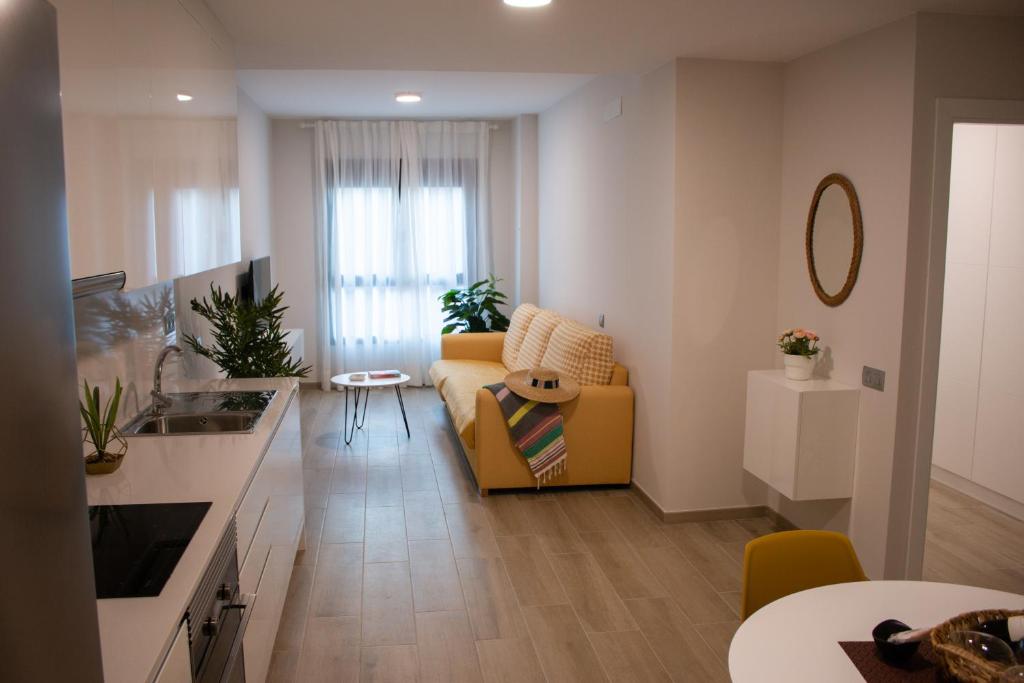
[630,480,798,528]
[931,465,1024,523]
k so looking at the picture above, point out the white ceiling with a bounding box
[213,0,1024,118]
[209,0,1024,72]
[237,70,593,118]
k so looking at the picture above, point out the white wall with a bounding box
[537,59,785,515]
[238,88,273,261]
[538,63,679,510]
[270,120,319,377]
[268,119,521,381]
[489,123,517,290]
[771,18,918,577]
[667,60,784,512]
[514,115,540,306]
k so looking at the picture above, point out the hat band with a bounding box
[531,378,559,390]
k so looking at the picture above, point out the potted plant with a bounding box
[439,275,511,334]
[778,328,820,380]
[183,284,311,378]
[81,378,127,475]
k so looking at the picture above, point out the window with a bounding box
[330,184,469,346]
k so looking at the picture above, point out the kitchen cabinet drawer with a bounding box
[235,388,303,683]
[237,390,303,570]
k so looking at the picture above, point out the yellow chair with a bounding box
[740,530,868,620]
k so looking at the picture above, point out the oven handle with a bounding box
[219,592,256,682]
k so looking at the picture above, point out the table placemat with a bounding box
[839,640,944,682]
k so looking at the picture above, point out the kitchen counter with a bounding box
[86,377,300,683]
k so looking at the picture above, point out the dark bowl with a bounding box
[872,619,921,663]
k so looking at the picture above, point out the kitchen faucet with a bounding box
[151,344,182,412]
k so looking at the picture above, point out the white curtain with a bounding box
[313,120,491,388]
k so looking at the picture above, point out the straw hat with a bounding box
[504,367,580,403]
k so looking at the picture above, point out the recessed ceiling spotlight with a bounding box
[503,0,552,6]
[176,92,193,102]
[395,92,422,103]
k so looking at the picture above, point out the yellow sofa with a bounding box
[428,313,634,494]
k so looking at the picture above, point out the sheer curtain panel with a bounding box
[313,120,491,388]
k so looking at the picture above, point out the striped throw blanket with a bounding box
[485,383,567,485]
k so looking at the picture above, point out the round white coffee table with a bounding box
[729,580,1024,682]
[330,372,412,444]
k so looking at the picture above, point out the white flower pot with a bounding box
[783,354,816,381]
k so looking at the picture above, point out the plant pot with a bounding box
[783,354,816,381]
[85,451,125,475]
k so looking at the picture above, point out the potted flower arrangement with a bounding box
[778,328,820,380]
[80,378,127,475]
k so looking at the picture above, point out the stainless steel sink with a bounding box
[126,412,259,435]
[122,390,276,437]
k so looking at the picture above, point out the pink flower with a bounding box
[805,330,818,341]
[794,330,806,339]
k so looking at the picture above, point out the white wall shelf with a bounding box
[743,369,860,501]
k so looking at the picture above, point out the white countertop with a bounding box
[86,377,299,683]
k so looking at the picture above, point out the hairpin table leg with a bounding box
[344,386,363,445]
[356,387,369,429]
[395,385,410,438]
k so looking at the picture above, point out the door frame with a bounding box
[889,98,1024,580]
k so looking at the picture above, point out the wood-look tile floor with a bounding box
[923,479,1024,595]
[268,386,786,683]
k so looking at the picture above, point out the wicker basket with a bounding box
[931,609,1024,682]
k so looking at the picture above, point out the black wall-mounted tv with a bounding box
[238,256,272,305]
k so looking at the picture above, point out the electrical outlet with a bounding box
[598,313,605,328]
[603,97,622,122]
[862,366,885,391]
[163,311,175,335]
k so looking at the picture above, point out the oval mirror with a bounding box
[806,173,863,306]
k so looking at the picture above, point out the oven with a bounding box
[187,519,255,683]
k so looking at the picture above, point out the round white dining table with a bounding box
[729,580,1024,682]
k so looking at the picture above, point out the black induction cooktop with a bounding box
[89,502,211,599]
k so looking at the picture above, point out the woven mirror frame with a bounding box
[806,173,864,307]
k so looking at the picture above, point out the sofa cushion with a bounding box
[512,310,562,371]
[540,320,615,386]
[433,360,508,449]
[501,303,540,369]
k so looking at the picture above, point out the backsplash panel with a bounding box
[73,262,243,430]
[74,281,177,424]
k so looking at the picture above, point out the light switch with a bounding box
[862,366,885,391]
[598,314,605,328]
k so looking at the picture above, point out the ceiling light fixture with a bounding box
[503,0,552,7]
[395,92,422,103]
[176,92,193,102]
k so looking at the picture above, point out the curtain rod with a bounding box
[298,121,501,130]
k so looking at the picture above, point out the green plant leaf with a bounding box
[436,274,510,334]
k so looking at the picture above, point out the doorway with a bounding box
[922,121,1024,592]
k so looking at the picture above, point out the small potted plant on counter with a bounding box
[81,378,127,475]
[778,328,820,380]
